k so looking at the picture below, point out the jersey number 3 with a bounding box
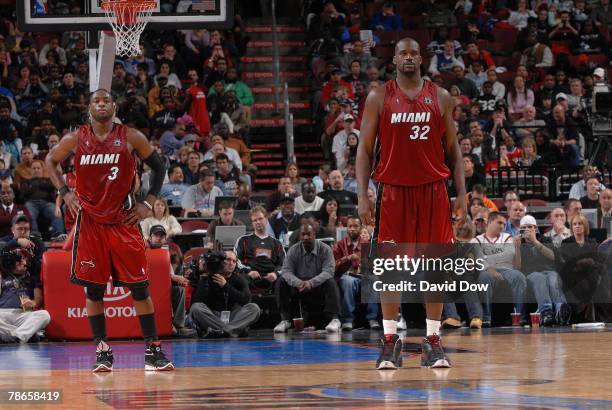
[409,125,430,140]
[108,166,119,181]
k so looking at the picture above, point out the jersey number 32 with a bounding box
[409,125,430,140]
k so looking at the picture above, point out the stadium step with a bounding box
[252,101,310,110]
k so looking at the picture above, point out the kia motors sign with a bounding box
[42,249,173,339]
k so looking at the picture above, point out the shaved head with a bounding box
[395,37,420,54]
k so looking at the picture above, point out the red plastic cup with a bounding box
[293,317,304,331]
[511,312,521,326]
[530,312,540,328]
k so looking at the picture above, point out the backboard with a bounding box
[17,0,233,32]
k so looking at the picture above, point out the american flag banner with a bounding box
[191,0,216,12]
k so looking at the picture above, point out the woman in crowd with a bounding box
[140,198,182,240]
[285,162,307,195]
[507,76,535,120]
[319,197,344,237]
[517,137,544,173]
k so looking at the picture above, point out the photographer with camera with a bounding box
[147,225,197,338]
[0,214,45,278]
[519,215,570,326]
[189,250,260,338]
[0,248,50,343]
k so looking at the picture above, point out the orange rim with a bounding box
[99,0,157,11]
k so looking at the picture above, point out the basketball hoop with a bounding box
[100,0,157,57]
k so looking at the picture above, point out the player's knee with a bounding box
[86,287,105,301]
[130,286,150,301]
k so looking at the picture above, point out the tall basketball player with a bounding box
[356,39,467,369]
[45,89,174,372]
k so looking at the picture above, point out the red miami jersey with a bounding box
[74,124,136,224]
[374,79,450,186]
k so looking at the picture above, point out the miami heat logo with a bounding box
[80,260,96,274]
[113,139,121,147]
[424,97,432,104]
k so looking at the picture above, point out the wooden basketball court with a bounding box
[1,327,611,409]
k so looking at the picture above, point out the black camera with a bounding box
[185,251,226,285]
[0,248,25,273]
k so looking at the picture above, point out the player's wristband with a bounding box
[142,200,153,211]
[57,186,70,198]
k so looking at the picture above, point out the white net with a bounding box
[100,1,156,57]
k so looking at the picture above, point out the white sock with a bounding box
[426,319,441,337]
[383,319,397,335]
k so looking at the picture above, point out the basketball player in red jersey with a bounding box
[45,89,174,372]
[356,38,467,369]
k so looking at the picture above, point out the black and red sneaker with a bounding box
[145,341,175,371]
[421,334,451,368]
[92,342,113,373]
[376,334,403,370]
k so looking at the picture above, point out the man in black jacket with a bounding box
[189,250,261,337]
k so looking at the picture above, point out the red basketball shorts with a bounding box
[70,211,148,288]
[373,179,454,245]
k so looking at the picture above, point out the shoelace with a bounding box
[427,334,441,347]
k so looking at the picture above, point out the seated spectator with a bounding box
[504,201,527,237]
[343,60,368,91]
[295,182,324,214]
[215,153,242,194]
[463,42,495,72]
[596,188,612,228]
[449,65,479,100]
[558,214,605,322]
[369,2,402,31]
[516,137,544,172]
[515,106,546,140]
[319,197,344,237]
[204,135,243,171]
[463,154,485,193]
[0,183,31,237]
[466,184,499,212]
[332,113,360,173]
[146,225,196,338]
[224,90,249,139]
[508,0,537,30]
[217,124,251,167]
[428,40,465,77]
[181,150,201,186]
[546,104,581,168]
[20,160,64,238]
[469,197,486,220]
[520,32,554,69]
[269,193,301,242]
[224,67,253,109]
[235,206,285,291]
[548,10,579,40]
[469,125,495,166]
[313,164,331,193]
[426,0,457,28]
[545,207,572,246]
[286,162,307,195]
[189,250,261,338]
[140,199,182,241]
[342,41,376,75]
[274,224,341,333]
[182,170,225,217]
[580,176,603,209]
[233,183,258,210]
[519,215,570,326]
[160,165,188,207]
[267,177,297,213]
[573,20,606,54]
[160,122,187,157]
[507,76,535,119]
[443,218,484,329]
[486,68,506,101]
[473,212,528,327]
[320,170,358,207]
[473,208,490,235]
[14,146,36,188]
[0,248,50,343]
[343,160,375,195]
[429,25,463,56]
[206,201,245,247]
[569,166,605,199]
[333,216,380,331]
[0,215,45,277]
[288,211,334,246]
[321,69,354,109]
